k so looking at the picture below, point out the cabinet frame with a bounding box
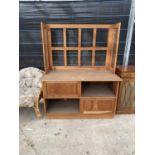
[40,23,122,119]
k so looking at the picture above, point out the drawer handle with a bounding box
[83,111,112,114]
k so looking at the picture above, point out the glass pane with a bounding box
[96,29,108,47]
[67,51,78,66]
[81,29,93,47]
[53,51,64,66]
[81,50,92,66]
[95,50,106,66]
[51,29,63,47]
[67,29,78,47]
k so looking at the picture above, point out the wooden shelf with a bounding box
[82,82,115,97]
[47,99,79,114]
[42,70,122,82]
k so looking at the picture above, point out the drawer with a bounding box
[43,82,80,98]
[80,98,115,114]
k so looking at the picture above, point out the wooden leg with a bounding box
[34,88,43,118]
[34,96,42,118]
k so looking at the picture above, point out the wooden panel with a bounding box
[80,98,115,114]
[111,81,119,96]
[116,79,135,114]
[46,24,117,29]
[44,82,80,98]
[116,66,135,114]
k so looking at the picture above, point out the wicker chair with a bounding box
[19,67,44,118]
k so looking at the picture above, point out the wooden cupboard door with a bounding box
[80,98,115,114]
[43,82,80,98]
[117,79,135,114]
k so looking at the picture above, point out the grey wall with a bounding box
[19,0,135,69]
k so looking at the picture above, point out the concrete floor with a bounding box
[19,107,135,155]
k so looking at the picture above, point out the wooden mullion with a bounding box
[50,28,53,69]
[44,29,50,71]
[113,23,121,72]
[106,28,114,69]
[78,28,81,66]
[63,28,67,66]
[51,47,108,51]
[95,47,107,51]
[47,29,53,70]
[92,28,96,66]
[41,23,47,72]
